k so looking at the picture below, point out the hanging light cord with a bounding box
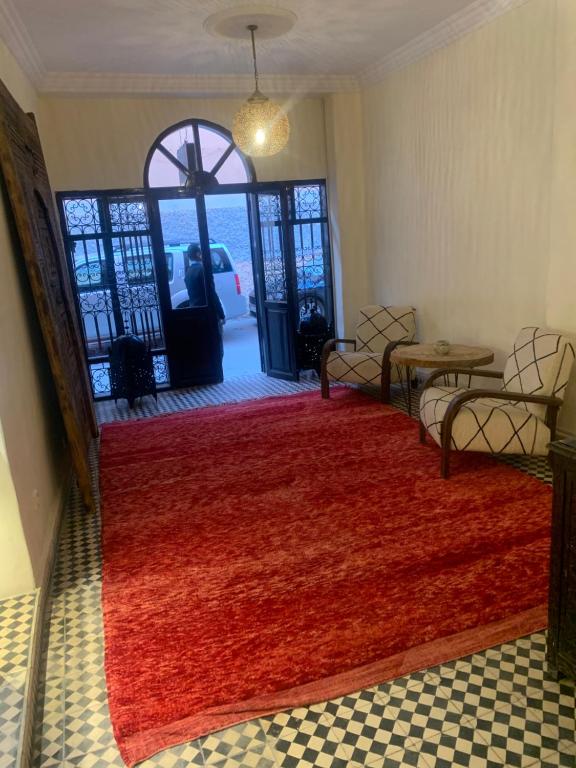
[248,24,261,95]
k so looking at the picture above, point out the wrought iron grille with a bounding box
[258,193,287,302]
[60,193,168,399]
[290,184,333,326]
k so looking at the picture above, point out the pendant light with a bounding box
[232,25,290,158]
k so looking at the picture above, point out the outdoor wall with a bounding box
[361,0,576,434]
[0,39,68,598]
[37,95,327,191]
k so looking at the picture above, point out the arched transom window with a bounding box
[144,118,255,189]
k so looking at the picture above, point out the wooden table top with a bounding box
[390,343,494,368]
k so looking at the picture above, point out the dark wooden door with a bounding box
[0,79,97,511]
[149,193,223,387]
[251,190,299,381]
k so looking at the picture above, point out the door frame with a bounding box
[56,179,335,396]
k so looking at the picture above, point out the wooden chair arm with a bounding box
[382,339,419,367]
[439,388,563,455]
[443,388,561,436]
[321,338,356,357]
[423,368,504,390]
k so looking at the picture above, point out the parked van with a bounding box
[164,242,247,317]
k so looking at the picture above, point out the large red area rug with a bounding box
[100,389,551,766]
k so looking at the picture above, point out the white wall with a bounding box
[37,95,327,190]
[361,0,576,433]
[324,92,369,336]
[0,39,69,598]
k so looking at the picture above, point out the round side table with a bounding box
[390,343,494,416]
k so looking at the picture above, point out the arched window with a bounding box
[144,119,255,189]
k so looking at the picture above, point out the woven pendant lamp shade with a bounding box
[232,92,290,157]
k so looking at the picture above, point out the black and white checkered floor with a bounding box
[28,374,575,767]
[0,591,37,768]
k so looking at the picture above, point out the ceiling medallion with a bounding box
[204,5,294,158]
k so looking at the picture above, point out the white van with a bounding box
[164,242,247,317]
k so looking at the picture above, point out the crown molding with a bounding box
[360,0,532,85]
[39,71,359,97]
[0,0,45,86]
[1,0,531,97]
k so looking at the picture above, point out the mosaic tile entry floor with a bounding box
[31,373,575,768]
[0,591,37,768]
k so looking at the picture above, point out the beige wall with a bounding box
[324,92,369,336]
[546,0,576,429]
[0,39,69,598]
[362,0,576,433]
[37,95,327,191]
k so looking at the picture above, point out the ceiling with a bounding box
[1,0,524,92]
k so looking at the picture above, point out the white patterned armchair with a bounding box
[321,306,417,402]
[419,327,575,478]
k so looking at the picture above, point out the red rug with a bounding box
[100,389,551,766]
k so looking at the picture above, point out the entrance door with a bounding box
[149,194,223,387]
[251,190,299,381]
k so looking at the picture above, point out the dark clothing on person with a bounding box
[184,256,225,359]
[185,261,225,320]
[185,261,208,308]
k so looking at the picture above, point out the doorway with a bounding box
[57,120,334,399]
[204,193,261,379]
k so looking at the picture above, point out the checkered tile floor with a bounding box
[0,590,37,768]
[30,374,573,767]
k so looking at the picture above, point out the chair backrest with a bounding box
[502,327,576,419]
[355,306,417,353]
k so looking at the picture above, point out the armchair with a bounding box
[321,305,417,402]
[419,327,575,478]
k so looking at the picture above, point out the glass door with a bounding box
[251,189,299,381]
[149,194,223,387]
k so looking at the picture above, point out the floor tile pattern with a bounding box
[0,591,37,768]
[30,375,573,767]
[95,372,319,424]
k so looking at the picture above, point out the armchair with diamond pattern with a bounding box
[419,327,576,478]
[321,305,417,402]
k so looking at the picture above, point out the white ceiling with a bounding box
[11,0,477,77]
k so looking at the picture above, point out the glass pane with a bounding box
[109,197,149,232]
[292,220,328,320]
[293,184,325,220]
[89,362,111,397]
[200,125,250,183]
[215,151,251,184]
[204,194,250,317]
[258,193,286,302]
[112,234,164,350]
[70,237,119,355]
[147,148,184,188]
[158,198,206,310]
[62,197,102,235]
[199,126,230,172]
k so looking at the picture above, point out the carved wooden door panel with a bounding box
[0,79,97,512]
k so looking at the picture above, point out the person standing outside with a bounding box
[184,243,225,358]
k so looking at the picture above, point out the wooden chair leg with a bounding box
[380,366,391,404]
[419,421,426,444]
[441,446,450,479]
[321,369,330,399]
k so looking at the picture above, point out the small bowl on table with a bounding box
[434,340,451,356]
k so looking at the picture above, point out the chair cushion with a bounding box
[355,306,416,353]
[326,350,402,386]
[502,327,575,419]
[420,385,551,455]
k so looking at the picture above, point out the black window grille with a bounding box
[58,192,168,399]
